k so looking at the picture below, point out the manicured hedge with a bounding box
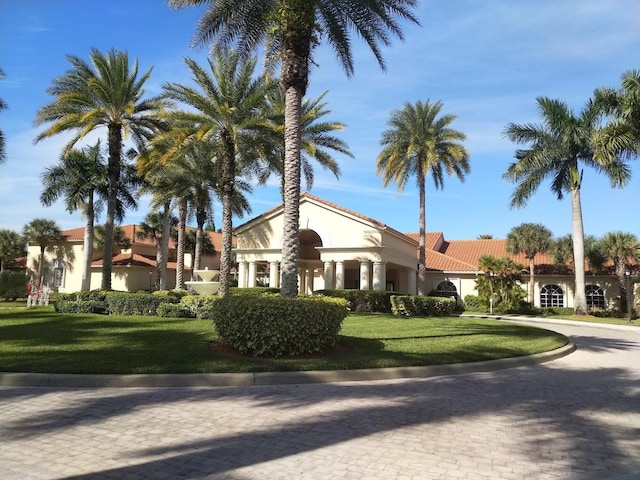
[106,292,179,316]
[314,289,394,313]
[0,271,28,300]
[157,302,195,318]
[210,295,349,356]
[390,295,456,317]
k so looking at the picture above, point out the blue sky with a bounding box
[1,0,638,241]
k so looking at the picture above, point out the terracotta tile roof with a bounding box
[93,253,155,267]
[405,232,445,251]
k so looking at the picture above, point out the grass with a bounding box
[0,307,568,374]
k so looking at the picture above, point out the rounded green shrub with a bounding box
[211,295,349,357]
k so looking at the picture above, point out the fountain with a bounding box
[185,268,220,295]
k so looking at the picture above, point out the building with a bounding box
[23,225,224,293]
[23,193,627,309]
[234,193,623,309]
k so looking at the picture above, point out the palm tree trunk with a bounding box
[38,247,45,284]
[280,84,303,297]
[159,202,171,290]
[417,168,426,296]
[102,125,122,290]
[218,131,235,297]
[81,199,95,291]
[528,258,535,305]
[194,207,206,274]
[571,187,588,314]
[176,199,187,290]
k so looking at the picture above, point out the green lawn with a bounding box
[0,307,568,374]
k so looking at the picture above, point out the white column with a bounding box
[248,261,257,288]
[407,268,417,295]
[335,261,344,290]
[269,261,279,288]
[360,261,370,290]
[323,261,334,290]
[238,261,248,288]
[298,268,305,294]
[373,261,385,291]
[305,269,314,295]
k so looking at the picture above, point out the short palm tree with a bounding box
[376,100,470,295]
[35,48,169,290]
[22,218,62,284]
[40,141,108,291]
[599,231,639,312]
[93,225,131,253]
[159,51,272,296]
[0,68,7,164]
[136,211,178,290]
[503,97,632,315]
[0,229,25,273]
[506,223,553,304]
[169,0,419,297]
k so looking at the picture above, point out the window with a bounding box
[585,284,606,309]
[540,284,564,308]
[436,280,458,299]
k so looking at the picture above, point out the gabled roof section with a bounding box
[234,192,414,243]
[405,232,445,251]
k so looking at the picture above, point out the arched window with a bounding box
[585,284,606,309]
[436,280,458,299]
[540,284,564,308]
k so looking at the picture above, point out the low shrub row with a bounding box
[54,291,180,316]
[314,289,394,313]
[390,295,457,317]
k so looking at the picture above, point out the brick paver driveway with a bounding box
[1,319,639,480]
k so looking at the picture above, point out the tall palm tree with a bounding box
[376,100,470,295]
[34,48,169,290]
[594,69,640,159]
[22,218,62,284]
[599,231,639,312]
[159,51,272,296]
[256,88,352,198]
[506,223,553,304]
[0,68,7,164]
[40,141,107,291]
[503,97,632,315]
[169,0,419,297]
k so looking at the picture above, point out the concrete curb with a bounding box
[0,342,576,388]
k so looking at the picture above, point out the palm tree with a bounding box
[40,141,107,291]
[22,218,62,284]
[376,100,470,295]
[0,68,7,164]
[168,0,419,297]
[594,69,640,159]
[256,88,352,198]
[93,225,131,253]
[0,229,25,273]
[34,48,169,290]
[506,223,553,304]
[159,51,272,296]
[503,97,633,315]
[182,228,216,276]
[136,212,178,290]
[599,231,639,312]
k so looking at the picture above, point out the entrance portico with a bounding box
[233,193,419,295]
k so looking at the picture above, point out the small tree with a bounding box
[506,223,552,304]
[476,255,526,311]
[22,219,62,284]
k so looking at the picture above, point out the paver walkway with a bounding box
[1,319,639,480]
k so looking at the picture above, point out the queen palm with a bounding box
[35,48,169,290]
[503,97,632,315]
[22,218,62,284]
[40,141,107,291]
[136,211,178,290]
[376,100,470,295]
[506,223,553,304]
[169,0,419,297]
[159,51,272,296]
